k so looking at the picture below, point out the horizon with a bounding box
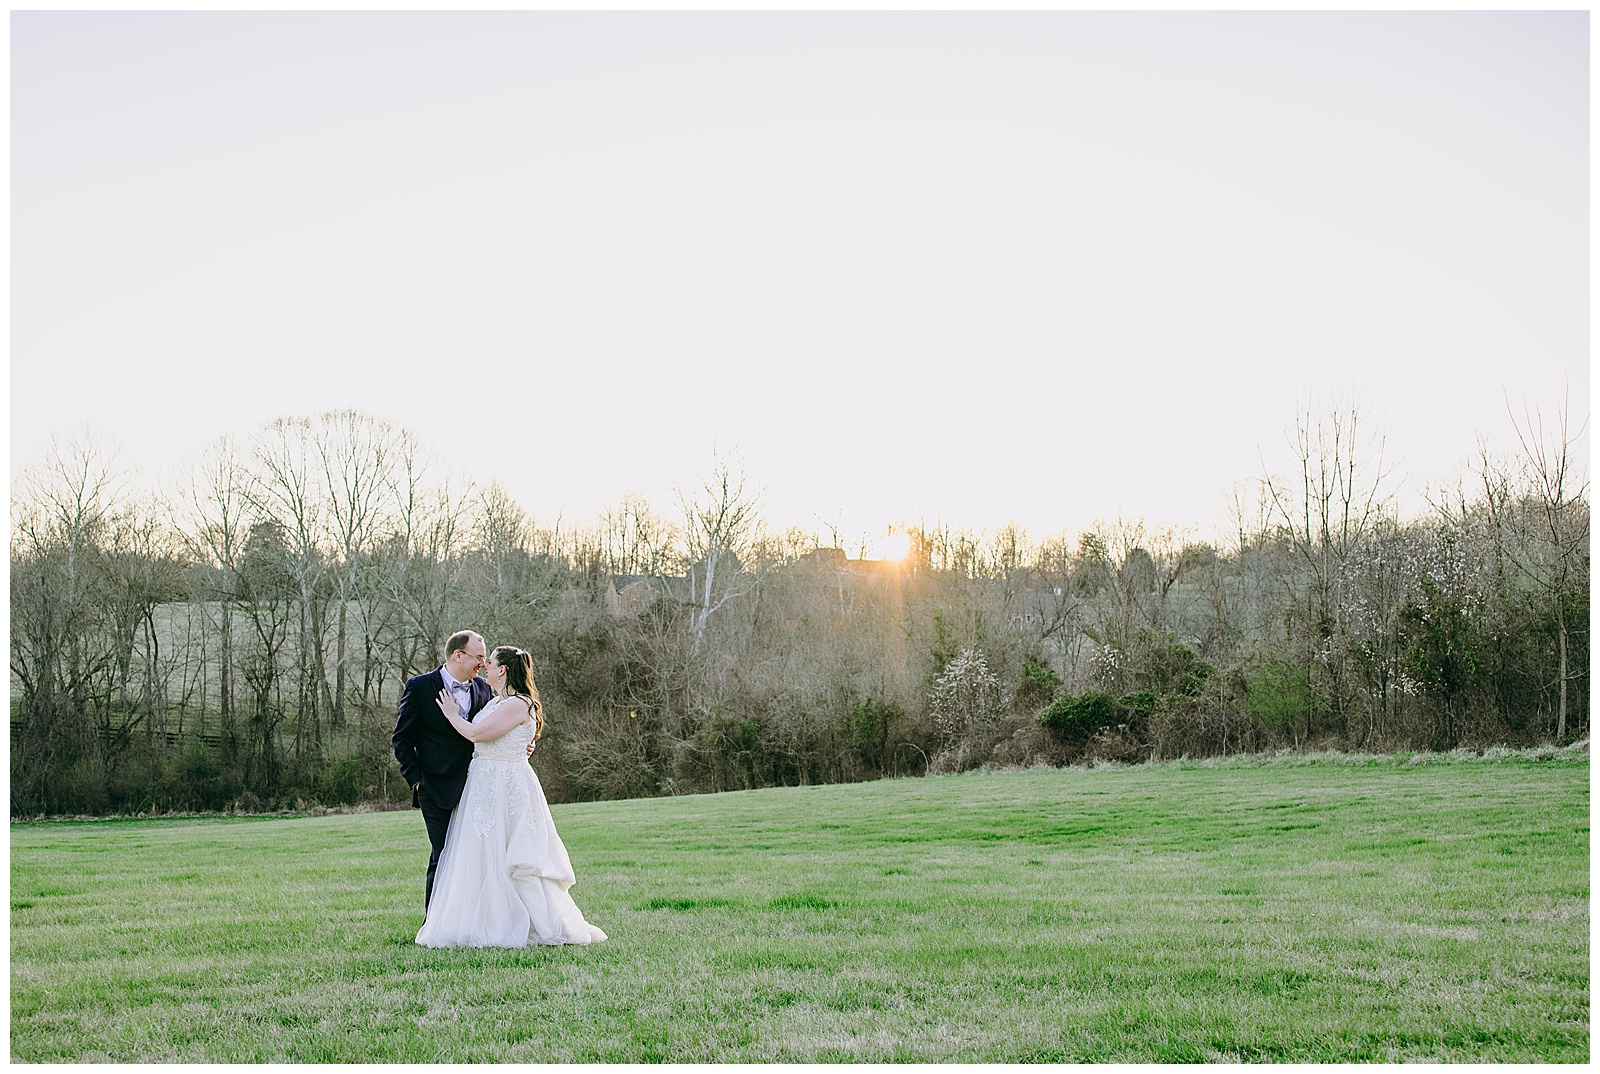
[12,393,1584,561]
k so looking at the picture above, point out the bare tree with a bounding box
[314,411,399,725]
[1264,396,1394,561]
[246,416,332,762]
[100,492,188,748]
[474,481,534,593]
[1259,396,1395,742]
[234,518,298,792]
[677,452,764,656]
[9,433,128,811]
[175,434,253,748]
[376,435,472,680]
[1504,391,1590,743]
[599,492,675,579]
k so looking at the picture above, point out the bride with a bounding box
[414,645,607,948]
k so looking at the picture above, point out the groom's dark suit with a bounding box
[393,667,493,908]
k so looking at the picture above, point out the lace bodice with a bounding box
[471,699,536,761]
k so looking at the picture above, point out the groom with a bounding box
[392,629,493,909]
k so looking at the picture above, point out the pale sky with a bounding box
[11,11,1589,547]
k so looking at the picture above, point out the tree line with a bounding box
[9,401,1588,816]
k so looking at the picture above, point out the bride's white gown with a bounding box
[415,703,607,948]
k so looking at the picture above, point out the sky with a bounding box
[10,11,1589,549]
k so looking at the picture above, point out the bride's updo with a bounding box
[493,645,544,737]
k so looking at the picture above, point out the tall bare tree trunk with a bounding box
[220,609,233,747]
[1556,608,1568,743]
[334,600,348,728]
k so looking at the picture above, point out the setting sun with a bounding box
[869,531,912,561]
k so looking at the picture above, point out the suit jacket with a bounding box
[392,668,493,811]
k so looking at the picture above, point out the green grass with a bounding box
[10,750,1590,1061]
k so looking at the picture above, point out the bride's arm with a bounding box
[435,691,531,742]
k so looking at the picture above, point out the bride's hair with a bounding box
[492,645,543,738]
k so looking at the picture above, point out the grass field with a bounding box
[10,748,1590,1062]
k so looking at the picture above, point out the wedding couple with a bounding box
[392,629,606,948]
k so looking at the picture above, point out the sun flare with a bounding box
[869,532,912,561]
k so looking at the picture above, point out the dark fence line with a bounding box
[11,721,224,752]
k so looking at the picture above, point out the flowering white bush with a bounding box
[929,648,1005,742]
[1091,643,1123,688]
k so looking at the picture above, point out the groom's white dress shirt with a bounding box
[440,666,474,718]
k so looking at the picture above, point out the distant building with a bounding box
[603,575,654,618]
[798,548,848,569]
[799,547,898,576]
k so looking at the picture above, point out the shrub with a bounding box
[989,723,1066,768]
[158,743,243,811]
[1085,724,1146,764]
[318,757,371,806]
[1017,657,1062,710]
[689,711,779,793]
[1132,630,1215,698]
[841,698,902,774]
[1038,690,1123,746]
[1117,689,1163,719]
[1244,662,1312,739]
